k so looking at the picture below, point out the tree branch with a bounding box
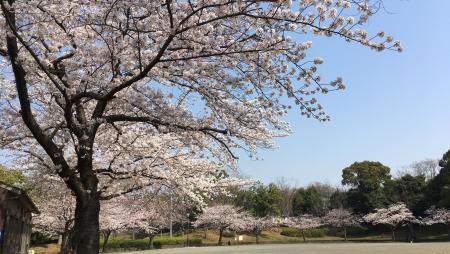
[0,0,84,196]
[103,114,228,135]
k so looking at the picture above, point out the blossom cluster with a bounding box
[363,203,419,227]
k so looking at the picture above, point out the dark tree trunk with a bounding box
[301,230,306,242]
[102,231,112,253]
[407,223,416,242]
[67,143,101,254]
[148,235,155,249]
[447,224,450,240]
[186,228,189,247]
[218,228,224,245]
[255,231,260,244]
[70,189,101,254]
[343,227,347,241]
[391,227,396,241]
[60,227,74,254]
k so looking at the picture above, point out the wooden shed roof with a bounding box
[0,181,40,214]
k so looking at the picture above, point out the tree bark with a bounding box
[447,224,450,240]
[102,231,112,253]
[148,235,155,249]
[407,223,416,242]
[60,228,74,254]
[255,231,260,244]
[391,227,396,241]
[343,227,347,241]
[70,190,101,254]
[301,230,306,242]
[218,228,224,246]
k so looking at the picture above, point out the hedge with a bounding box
[222,231,236,237]
[103,237,202,250]
[280,227,327,238]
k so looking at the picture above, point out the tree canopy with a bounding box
[235,183,282,217]
[384,174,426,214]
[342,161,391,214]
[0,164,27,187]
[292,186,326,216]
[422,150,450,210]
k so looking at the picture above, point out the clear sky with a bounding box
[239,0,450,187]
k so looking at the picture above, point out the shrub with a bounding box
[306,228,327,237]
[152,240,162,249]
[31,232,57,245]
[104,238,149,249]
[187,238,202,246]
[151,237,202,248]
[280,227,327,238]
[280,227,302,237]
[222,230,236,237]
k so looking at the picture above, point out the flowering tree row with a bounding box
[193,203,450,244]
[193,205,359,244]
[34,191,450,251]
[33,184,175,252]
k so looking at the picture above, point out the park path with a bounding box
[116,242,450,254]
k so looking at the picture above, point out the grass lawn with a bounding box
[117,242,450,254]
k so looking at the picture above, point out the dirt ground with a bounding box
[117,242,450,254]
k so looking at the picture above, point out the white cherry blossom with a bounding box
[323,208,360,241]
[363,203,418,241]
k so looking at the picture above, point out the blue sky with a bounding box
[239,0,450,187]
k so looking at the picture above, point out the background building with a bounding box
[0,181,39,254]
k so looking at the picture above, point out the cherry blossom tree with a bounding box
[323,208,360,241]
[0,0,401,252]
[363,202,418,241]
[285,215,323,242]
[33,177,131,253]
[240,216,277,244]
[193,205,246,245]
[99,197,132,253]
[422,207,450,239]
[129,197,170,249]
[33,177,75,254]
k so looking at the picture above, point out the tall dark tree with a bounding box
[342,161,391,214]
[329,188,348,210]
[421,150,450,211]
[235,183,282,217]
[275,178,296,217]
[252,184,283,217]
[292,186,326,216]
[384,174,426,214]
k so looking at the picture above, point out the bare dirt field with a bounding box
[118,242,450,254]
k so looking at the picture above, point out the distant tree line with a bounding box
[215,149,450,219]
[1,148,449,247]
